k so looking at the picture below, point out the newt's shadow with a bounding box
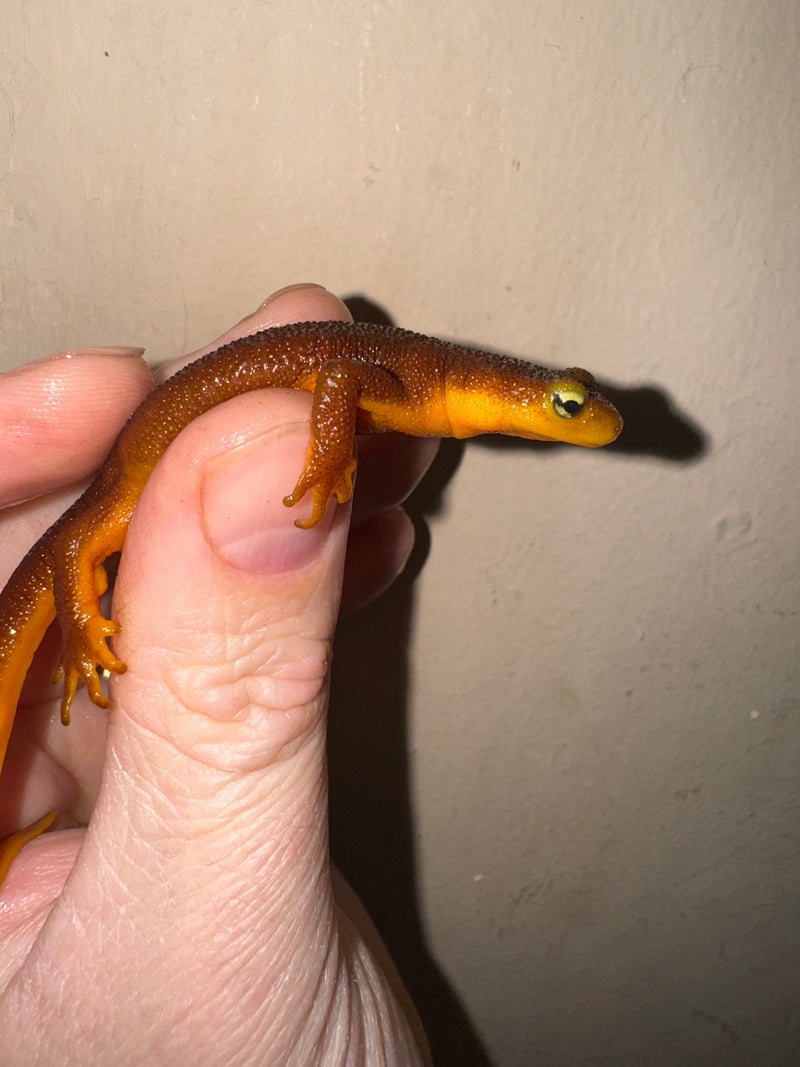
[329,297,706,1064]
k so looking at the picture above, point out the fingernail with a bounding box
[202,424,336,573]
[258,283,327,309]
[3,346,146,378]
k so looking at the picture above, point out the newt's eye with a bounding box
[552,381,588,420]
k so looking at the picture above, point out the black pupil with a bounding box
[562,397,581,415]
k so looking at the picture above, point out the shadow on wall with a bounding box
[329,296,707,1065]
[345,291,709,465]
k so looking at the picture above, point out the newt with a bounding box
[0,320,622,881]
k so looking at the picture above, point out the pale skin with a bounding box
[0,284,436,1065]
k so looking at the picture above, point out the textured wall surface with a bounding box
[2,3,799,1064]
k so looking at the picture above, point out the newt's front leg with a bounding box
[283,359,406,528]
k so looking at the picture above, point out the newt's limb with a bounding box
[46,481,136,723]
[54,557,124,723]
[284,358,407,528]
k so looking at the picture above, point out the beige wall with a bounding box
[2,3,798,1064]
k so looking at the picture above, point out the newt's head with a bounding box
[534,366,623,447]
[444,356,623,447]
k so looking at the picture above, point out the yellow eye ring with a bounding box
[551,380,588,420]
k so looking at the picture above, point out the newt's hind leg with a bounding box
[51,503,131,724]
[283,359,405,528]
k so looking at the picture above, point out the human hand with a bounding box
[0,284,435,1064]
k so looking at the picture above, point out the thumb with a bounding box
[52,386,348,1044]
